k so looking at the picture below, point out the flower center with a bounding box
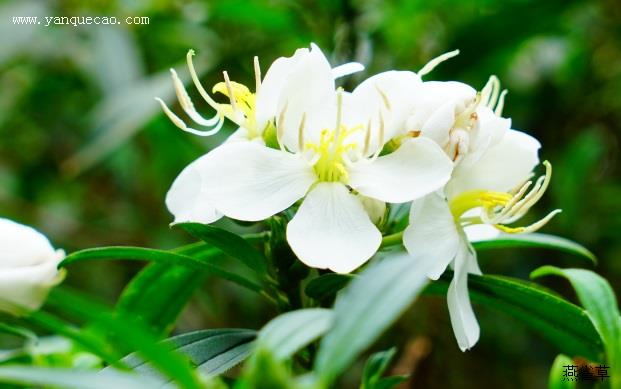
[448,161,561,234]
[212,80,259,137]
[306,125,360,182]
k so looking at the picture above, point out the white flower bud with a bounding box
[0,218,65,316]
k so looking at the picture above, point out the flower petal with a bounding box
[447,129,541,197]
[348,137,453,203]
[286,182,381,273]
[347,71,423,150]
[0,256,64,315]
[200,142,316,221]
[276,43,336,151]
[166,154,223,225]
[255,47,310,131]
[447,241,480,351]
[0,219,58,268]
[403,192,460,280]
[463,224,501,242]
[406,81,476,144]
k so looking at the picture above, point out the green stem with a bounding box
[380,231,404,248]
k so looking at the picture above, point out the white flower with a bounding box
[403,119,561,350]
[158,45,364,225]
[0,218,65,316]
[403,75,512,166]
[178,44,453,273]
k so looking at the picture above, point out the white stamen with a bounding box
[370,111,385,162]
[298,112,306,152]
[495,90,508,116]
[332,88,344,155]
[363,119,371,157]
[170,69,220,127]
[185,50,221,112]
[155,98,223,137]
[254,56,261,93]
[222,71,238,113]
[418,49,460,77]
[331,62,365,79]
[276,103,288,152]
[375,85,392,111]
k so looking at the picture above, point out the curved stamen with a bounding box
[222,71,239,115]
[418,49,460,77]
[496,209,562,234]
[375,85,391,111]
[297,112,307,153]
[186,50,222,113]
[276,102,288,152]
[495,90,508,116]
[362,118,372,157]
[170,69,220,126]
[369,111,385,162]
[155,98,223,137]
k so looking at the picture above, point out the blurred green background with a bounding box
[1,0,619,387]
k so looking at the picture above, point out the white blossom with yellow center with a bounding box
[157,44,364,225]
[183,45,453,273]
[403,92,561,351]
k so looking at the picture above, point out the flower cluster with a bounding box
[158,44,560,351]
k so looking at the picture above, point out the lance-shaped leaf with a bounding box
[531,266,620,389]
[115,329,257,379]
[115,243,216,335]
[61,246,262,293]
[258,308,334,360]
[315,254,429,384]
[548,354,576,389]
[44,289,203,389]
[0,366,159,389]
[177,223,269,275]
[425,273,603,360]
[472,233,596,264]
[305,274,354,302]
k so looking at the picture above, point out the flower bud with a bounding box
[0,218,65,315]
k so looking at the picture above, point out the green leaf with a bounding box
[25,310,123,365]
[258,309,334,360]
[472,233,596,264]
[315,254,429,385]
[115,242,220,335]
[373,376,408,389]
[548,354,576,389]
[46,289,203,389]
[61,246,262,293]
[0,323,36,343]
[116,263,206,335]
[531,266,621,388]
[361,348,405,389]
[0,366,158,389]
[424,273,603,361]
[305,274,354,302]
[118,329,257,379]
[177,223,268,275]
